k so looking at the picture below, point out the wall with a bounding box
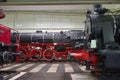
[0,11,85,32]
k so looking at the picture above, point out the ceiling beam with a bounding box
[0,1,120,6]
[0,4,120,11]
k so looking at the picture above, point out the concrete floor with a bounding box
[0,62,97,80]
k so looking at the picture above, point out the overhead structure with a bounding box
[0,0,120,5]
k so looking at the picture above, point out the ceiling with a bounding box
[0,0,119,14]
[0,0,120,5]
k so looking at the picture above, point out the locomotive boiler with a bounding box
[69,4,120,79]
[11,30,84,44]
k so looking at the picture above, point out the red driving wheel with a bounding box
[19,48,28,61]
[43,48,55,61]
[30,49,42,61]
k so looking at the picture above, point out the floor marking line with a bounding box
[29,64,47,73]
[47,64,58,73]
[9,72,27,80]
[71,73,97,80]
[64,63,74,72]
[0,64,22,70]
[16,64,34,71]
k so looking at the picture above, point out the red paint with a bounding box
[17,42,79,61]
[69,49,99,75]
[0,24,11,44]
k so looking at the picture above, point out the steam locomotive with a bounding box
[11,30,85,61]
[0,10,21,66]
[69,4,120,79]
